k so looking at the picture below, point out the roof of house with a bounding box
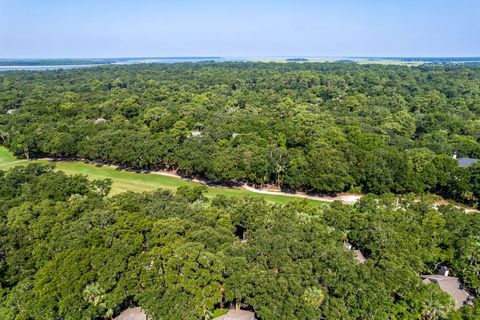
[343,242,366,264]
[113,307,147,320]
[353,250,366,264]
[420,275,472,309]
[213,309,256,320]
[94,118,108,124]
[458,157,479,168]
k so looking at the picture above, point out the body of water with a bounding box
[0,57,241,71]
[0,64,104,72]
[1,57,479,71]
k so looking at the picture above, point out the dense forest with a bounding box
[0,164,478,319]
[1,63,480,206]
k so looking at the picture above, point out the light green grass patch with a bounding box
[0,147,16,163]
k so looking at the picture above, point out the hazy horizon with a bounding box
[1,55,480,60]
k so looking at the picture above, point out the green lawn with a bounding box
[0,147,15,163]
[0,147,328,207]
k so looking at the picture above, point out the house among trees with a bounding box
[94,117,108,124]
[420,267,473,309]
[343,242,366,264]
[213,309,256,320]
[113,307,147,320]
[453,152,479,168]
[6,109,18,115]
[458,157,479,168]
[353,249,366,264]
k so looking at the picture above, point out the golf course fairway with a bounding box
[0,147,328,207]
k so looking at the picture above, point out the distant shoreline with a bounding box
[0,64,103,68]
[1,57,480,72]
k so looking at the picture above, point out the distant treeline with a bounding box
[1,62,480,206]
[0,57,225,67]
[0,59,117,66]
[286,58,309,62]
[362,57,480,63]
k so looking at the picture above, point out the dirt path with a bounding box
[151,175,478,211]
[241,184,362,204]
[149,170,361,204]
[87,166,480,211]
[0,159,28,165]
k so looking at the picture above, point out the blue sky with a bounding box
[0,0,479,58]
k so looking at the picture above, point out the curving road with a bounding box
[241,184,362,204]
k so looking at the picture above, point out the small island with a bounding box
[286,57,309,62]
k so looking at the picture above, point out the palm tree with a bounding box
[302,287,325,309]
[422,297,453,320]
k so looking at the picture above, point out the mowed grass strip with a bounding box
[0,146,27,169]
[0,147,327,207]
[55,161,195,194]
[0,147,16,163]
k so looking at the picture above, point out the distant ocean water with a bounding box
[0,64,103,71]
[0,57,241,71]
